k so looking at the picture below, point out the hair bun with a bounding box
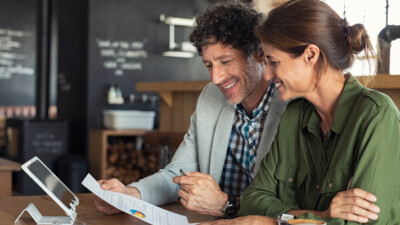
[346,23,369,54]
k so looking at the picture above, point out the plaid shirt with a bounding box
[219,82,274,197]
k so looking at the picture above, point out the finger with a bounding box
[336,195,380,214]
[180,196,189,209]
[340,188,377,202]
[342,212,369,223]
[179,183,191,192]
[172,175,182,184]
[187,171,213,179]
[174,175,198,185]
[97,180,107,185]
[100,179,121,190]
[340,204,379,221]
[178,188,190,200]
[99,180,113,189]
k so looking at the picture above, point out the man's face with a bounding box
[201,42,265,106]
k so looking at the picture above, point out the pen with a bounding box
[180,169,186,176]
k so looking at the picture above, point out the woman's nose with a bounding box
[264,65,274,81]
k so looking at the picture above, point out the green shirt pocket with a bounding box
[275,159,309,206]
[318,166,354,210]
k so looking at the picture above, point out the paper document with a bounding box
[82,173,191,225]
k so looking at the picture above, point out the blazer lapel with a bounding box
[254,90,287,173]
[209,104,235,183]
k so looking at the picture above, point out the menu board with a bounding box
[0,0,36,105]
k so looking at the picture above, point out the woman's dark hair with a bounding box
[190,1,263,57]
[256,0,375,74]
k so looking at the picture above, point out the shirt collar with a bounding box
[302,74,365,135]
[235,81,275,119]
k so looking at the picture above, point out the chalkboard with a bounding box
[87,0,211,128]
[0,0,37,105]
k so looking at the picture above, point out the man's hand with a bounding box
[173,172,227,217]
[93,178,141,215]
[198,216,277,225]
[323,188,380,223]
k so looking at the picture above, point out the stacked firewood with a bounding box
[106,138,160,185]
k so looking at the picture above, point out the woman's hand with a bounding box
[323,188,380,223]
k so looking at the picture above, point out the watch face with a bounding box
[224,205,238,218]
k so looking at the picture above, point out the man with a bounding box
[93,2,286,218]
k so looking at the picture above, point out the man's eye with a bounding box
[205,64,212,69]
[221,60,231,64]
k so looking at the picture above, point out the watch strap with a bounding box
[221,194,238,218]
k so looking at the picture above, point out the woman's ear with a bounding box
[304,44,320,65]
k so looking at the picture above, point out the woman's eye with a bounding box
[269,61,278,66]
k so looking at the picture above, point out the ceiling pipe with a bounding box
[377,25,400,74]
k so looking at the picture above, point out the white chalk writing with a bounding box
[96,38,148,76]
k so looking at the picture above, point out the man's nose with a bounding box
[211,66,226,84]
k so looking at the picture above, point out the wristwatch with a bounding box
[221,194,238,218]
[277,213,296,225]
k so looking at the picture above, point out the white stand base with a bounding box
[15,203,75,225]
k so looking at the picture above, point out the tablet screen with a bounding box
[22,156,79,216]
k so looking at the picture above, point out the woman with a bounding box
[201,0,400,224]
[239,0,400,224]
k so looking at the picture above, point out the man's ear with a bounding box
[303,44,320,65]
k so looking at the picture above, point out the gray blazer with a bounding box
[129,82,287,205]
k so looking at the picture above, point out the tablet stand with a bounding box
[14,156,79,225]
[15,203,77,225]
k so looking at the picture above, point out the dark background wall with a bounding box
[1,0,221,158]
[58,0,213,158]
[86,0,210,130]
[0,0,37,106]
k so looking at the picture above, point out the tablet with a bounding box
[21,156,79,217]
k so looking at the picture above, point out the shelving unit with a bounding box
[358,74,400,109]
[88,129,185,183]
[136,80,208,132]
[89,129,148,180]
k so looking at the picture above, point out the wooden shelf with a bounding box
[136,81,209,132]
[136,80,209,92]
[137,81,209,107]
[88,129,185,182]
[0,157,20,196]
[89,129,148,180]
[358,74,400,89]
[357,74,400,110]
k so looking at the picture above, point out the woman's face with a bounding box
[262,42,318,101]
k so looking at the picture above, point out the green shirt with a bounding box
[240,75,400,224]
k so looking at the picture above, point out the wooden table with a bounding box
[0,157,21,196]
[1,193,217,224]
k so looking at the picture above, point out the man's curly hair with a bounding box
[189,1,264,57]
